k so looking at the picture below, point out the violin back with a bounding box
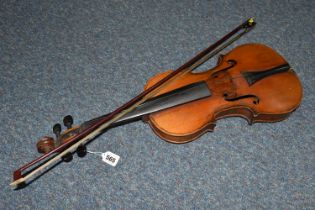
[144,44,303,143]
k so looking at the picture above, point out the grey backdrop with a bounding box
[1,0,314,209]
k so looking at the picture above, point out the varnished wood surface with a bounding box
[144,44,303,143]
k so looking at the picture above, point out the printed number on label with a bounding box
[102,151,120,167]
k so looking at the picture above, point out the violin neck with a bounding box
[82,81,211,129]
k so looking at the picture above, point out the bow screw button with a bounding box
[63,115,73,129]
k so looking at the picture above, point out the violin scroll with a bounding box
[36,115,81,155]
[36,136,55,154]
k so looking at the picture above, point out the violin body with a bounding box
[144,44,303,143]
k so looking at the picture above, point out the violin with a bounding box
[10,18,303,189]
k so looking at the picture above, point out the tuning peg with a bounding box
[63,115,73,129]
[53,123,62,136]
[77,145,87,158]
[62,152,73,162]
[53,123,62,146]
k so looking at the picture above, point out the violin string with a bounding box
[216,74,244,83]
[210,67,292,84]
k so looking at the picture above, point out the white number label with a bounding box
[102,151,120,167]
